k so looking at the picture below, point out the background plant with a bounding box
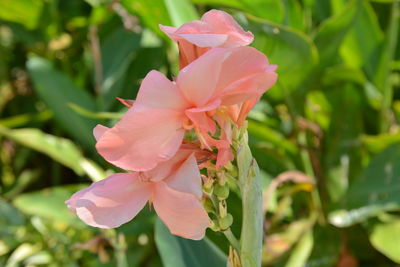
[0,0,400,266]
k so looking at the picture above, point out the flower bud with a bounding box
[209,219,220,231]
[219,214,233,230]
[214,184,229,200]
[201,197,215,213]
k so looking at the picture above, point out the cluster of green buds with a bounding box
[202,162,238,232]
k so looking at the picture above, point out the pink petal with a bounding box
[96,109,185,171]
[134,70,189,111]
[185,99,220,134]
[146,149,193,183]
[219,72,277,106]
[179,33,228,47]
[202,10,253,47]
[177,48,230,107]
[164,153,202,198]
[153,181,209,240]
[65,173,152,228]
[93,124,110,141]
[216,46,272,92]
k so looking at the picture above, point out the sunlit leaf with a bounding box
[163,0,198,27]
[27,57,98,149]
[13,185,88,227]
[370,221,400,263]
[0,0,43,29]
[314,0,362,68]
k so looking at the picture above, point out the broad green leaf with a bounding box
[191,0,285,23]
[27,57,97,149]
[245,17,318,99]
[340,1,384,80]
[121,0,172,35]
[163,0,198,27]
[13,185,87,227]
[248,120,298,155]
[154,219,226,267]
[322,85,363,202]
[0,126,106,181]
[0,0,43,29]
[330,144,400,227]
[0,198,24,226]
[314,0,362,68]
[0,126,84,175]
[282,0,306,31]
[100,27,141,109]
[370,221,400,263]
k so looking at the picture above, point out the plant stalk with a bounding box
[237,131,263,267]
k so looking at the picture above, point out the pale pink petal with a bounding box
[96,109,185,171]
[65,173,152,228]
[164,153,202,198]
[179,33,227,47]
[153,182,209,240]
[134,70,189,111]
[202,9,254,47]
[158,25,178,40]
[184,99,220,134]
[146,149,192,182]
[219,72,277,106]
[216,46,272,92]
[177,48,230,106]
[93,124,109,141]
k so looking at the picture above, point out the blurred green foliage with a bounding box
[1,0,400,266]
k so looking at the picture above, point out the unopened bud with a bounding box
[214,184,229,200]
[202,176,214,195]
[219,214,233,230]
[201,198,215,213]
[219,201,227,218]
[209,219,220,231]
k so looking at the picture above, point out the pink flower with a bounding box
[66,148,209,240]
[95,46,277,171]
[160,9,254,68]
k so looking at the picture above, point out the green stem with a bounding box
[379,0,399,132]
[237,131,263,267]
[223,228,240,252]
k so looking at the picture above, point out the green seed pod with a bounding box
[201,198,215,213]
[214,183,229,200]
[209,219,220,232]
[219,214,233,230]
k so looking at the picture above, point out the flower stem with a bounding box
[223,228,240,252]
[237,130,263,267]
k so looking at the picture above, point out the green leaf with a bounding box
[13,185,88,227]
[245,17,318,99]
[285,229,313,267]
[340,1,384,80]
[314,0,362,68]
[27,57,97,149]
[100,27,141,109]
[155,219,226,267]
[370,221,400,263]
[0,126,106,181]
[163,0,198,27]
[0,0,43,29]
[121,0,172,35]
[191,0,285,23]
[329,144,400,227]
[0,126,84,175]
